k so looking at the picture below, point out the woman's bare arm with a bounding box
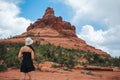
[31,50,34,60]
[18,48,22,59]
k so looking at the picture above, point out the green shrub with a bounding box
[0,64,7,72]
[52,64,60,68]
[0,43,120,70]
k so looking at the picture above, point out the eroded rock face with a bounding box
[43,7,55,19]
[0,7,110,58]
[27,7,76,37]
[27,23,34,31]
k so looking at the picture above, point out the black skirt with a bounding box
[20,52,35,73]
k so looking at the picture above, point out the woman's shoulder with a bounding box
[21,45,27,49]
[20,46,29,50]
[20,45,33,52]
[26,45,34,52]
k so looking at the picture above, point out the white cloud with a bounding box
[78,25,105,44]
[0,0,32,38]
[2,0,22,4]
[77,25,110,55]
[77,25,120,57]
[63,0,120,26]
[63,0,120,57]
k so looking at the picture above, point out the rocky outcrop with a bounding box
[27,23,34,31]
[0,7,110,57]
[27,7,76,37]
[43,7,55,19]
[74,65,113,71]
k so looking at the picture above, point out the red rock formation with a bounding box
[0,7,110,57]
[43,7,55,19]
[27,7,76,37]
[27,23,34,31]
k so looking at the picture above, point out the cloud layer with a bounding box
[0,0,31,38]
[63,0,120,57]
[0,0,120,57]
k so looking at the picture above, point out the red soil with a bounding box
[0,68,120,80]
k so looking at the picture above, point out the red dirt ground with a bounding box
[0,68,120,80]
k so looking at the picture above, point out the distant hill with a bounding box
[0,7,110,57]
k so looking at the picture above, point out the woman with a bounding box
[18,37,35,80]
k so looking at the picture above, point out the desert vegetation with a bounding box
[0,43,120,71]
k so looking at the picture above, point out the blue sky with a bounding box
[0,0,120,57]
[19,0,73,21]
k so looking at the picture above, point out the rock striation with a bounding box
[27,7,76,37]
[0,7,110,57]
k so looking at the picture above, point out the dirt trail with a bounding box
[0,68,120,80]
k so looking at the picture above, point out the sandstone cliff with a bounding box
[0,7,110,57]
